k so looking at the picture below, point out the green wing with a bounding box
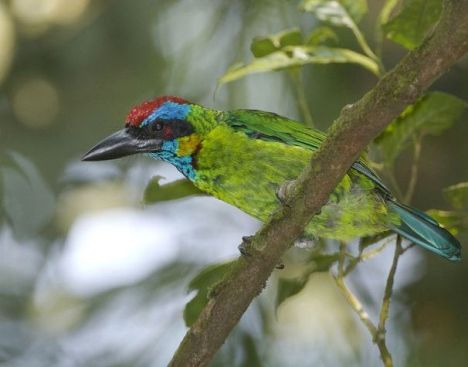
[225,109,325,150]
[224,109,391,196]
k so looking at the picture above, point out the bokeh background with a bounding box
[0,0,467,366]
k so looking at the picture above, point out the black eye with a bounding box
[152,121,164,132]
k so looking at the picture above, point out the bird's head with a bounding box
[82,96,210,165]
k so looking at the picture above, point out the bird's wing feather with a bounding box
[224,109,392,196]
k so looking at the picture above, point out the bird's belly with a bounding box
[193,134,388,240]
[195,157,297,221]
[195,166,389,241]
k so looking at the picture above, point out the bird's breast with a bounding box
[192,126,310,220]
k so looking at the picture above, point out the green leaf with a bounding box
[220,46,379,84]
[426,209,468,236]
[306,26,338,46]
[378,0,400,26]
[359,232,392,252]
[300,0,368,25]
[375,92,466,165]
[300,1,378,65]
[341,0,368,22]
[383,0,442,50]
[276,253,338,309]
[251,28,303,58]
[276,277,309,310]
[310,252,340,271]
[143,177,204,204]
[240,333,263,367]
[183,260,236,327]
[1,152,55,237]
[443,182,468,210]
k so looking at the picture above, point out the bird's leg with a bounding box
[276,262,285,270]
[238,236,254,257]
[239,236,283,266]
[276,180,296,206]
[294,237,316,249]
[239,236,285,270]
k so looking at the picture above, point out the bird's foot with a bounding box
[294,237,316,249]
[238,236,254,257]
[276,262,285,270]
[276,180,296,206]
[239,236,285,270]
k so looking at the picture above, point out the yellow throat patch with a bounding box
[177,134,201,156]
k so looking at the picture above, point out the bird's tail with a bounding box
[386,200,461,261]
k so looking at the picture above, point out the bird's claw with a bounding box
[239,236,284,270]
[238,236,254,257]
[276,262,285,270]
[240,237,285,270]
[276,180,296,206]
[294,237,316,248]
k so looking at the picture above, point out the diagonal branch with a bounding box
[169,1,468,366]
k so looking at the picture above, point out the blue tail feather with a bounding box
[387,200,461,261]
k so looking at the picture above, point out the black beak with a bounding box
[81,128,163,161]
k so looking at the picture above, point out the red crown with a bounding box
[125,96,189,126]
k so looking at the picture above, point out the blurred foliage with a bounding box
[375,92,466,166]
[428,182,468,236]
[427,209,468,236]
[143,176,204,204]
[220,0,380,85]
[276,252,338,309]
[1,152,56,237]
[183,260,236,327]
[383,0,442,49]
[300,0,368,25]
[443,182,468,210]
[220,45,380,84]
[250,27,304,58]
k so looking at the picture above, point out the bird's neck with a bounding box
[157,152,197,180]
[184,105,220,131]
[148,106,221,181]
[147,134,201,180]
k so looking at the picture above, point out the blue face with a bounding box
[140,101,190,127]
[141,102,196,180]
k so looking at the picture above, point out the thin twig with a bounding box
[361,238,393,261]
[336,235,401,367]
[344,236,394,276]
[334,264,393,366]
[335,244,377,339]
[402,243,415,254]
[289,68,315,127]
[338,241,347,275]
[386,169,404,201]
[334,275,378,337]
[377,236,403,338]
[336,241,394,367]
[374,0,400,60]
[349,23,385,75]
[404,135,423,204]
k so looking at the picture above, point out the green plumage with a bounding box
[186,105,461,261]
[82,98,461,261]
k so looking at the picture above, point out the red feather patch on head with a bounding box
[125,96,189,126]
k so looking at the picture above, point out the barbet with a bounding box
[82,96,461,261]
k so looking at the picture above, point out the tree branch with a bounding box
[169,1,468,366]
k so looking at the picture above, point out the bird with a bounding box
[82,96,461,261]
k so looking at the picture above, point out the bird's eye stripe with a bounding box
[153,121,164,131]
[129,119,194,140]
